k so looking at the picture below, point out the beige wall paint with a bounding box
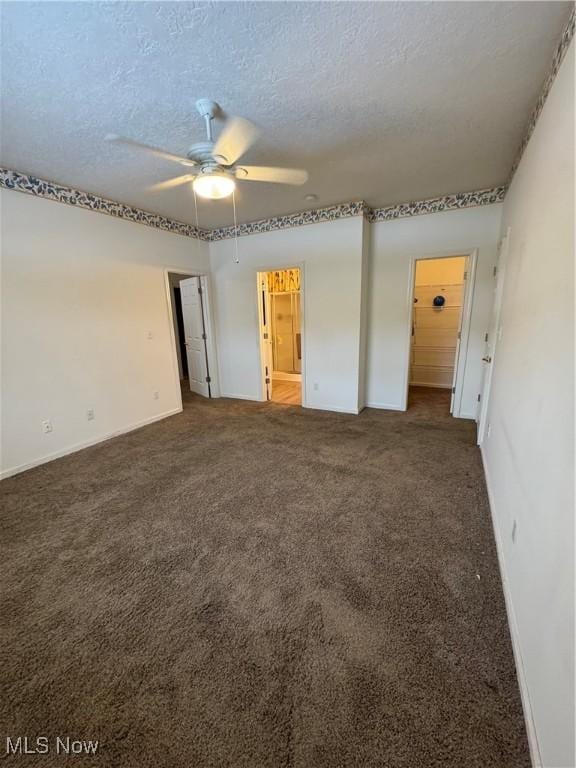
[1,191,209,477]
[209,216,367,414]
[481,40,574,768]
[1,196,500,474]
[366,204,502,416]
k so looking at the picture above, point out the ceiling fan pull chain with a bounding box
[232,190,240,264]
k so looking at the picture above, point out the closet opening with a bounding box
[407,255,472,415]
[165,270,219,405]
[257,268,303,406]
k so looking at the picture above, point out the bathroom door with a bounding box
[259,276,273,400]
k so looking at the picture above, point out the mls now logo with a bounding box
[5,736,99,755]
[55,737,99,755]
[5,736,49,755]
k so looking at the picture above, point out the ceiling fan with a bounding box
[106,99,308,200]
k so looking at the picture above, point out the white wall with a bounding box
[357,217,371,411]
[1,191,209,477]
[365,204,503,416]
[482,41,574,768]
[209,216,366,413]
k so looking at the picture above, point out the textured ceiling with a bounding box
[1,1,571,228]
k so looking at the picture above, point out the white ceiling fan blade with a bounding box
[213,117,259,165]
[147,173,198,192]
[236,165,308,185]
[105,134,196,166]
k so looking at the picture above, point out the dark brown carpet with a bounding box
[0,387,529,767]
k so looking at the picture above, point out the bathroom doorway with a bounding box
[257,267,303,406]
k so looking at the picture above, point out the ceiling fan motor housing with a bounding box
[186,141,223,166]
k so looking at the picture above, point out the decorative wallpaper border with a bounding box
[0,167,506,242]
[508,7,575,182]
[204,201,369,241]
[0,168,210,241]
[206,188,507,240]
[366,187,507,223]
[204,187,512,238]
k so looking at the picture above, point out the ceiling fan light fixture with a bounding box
[193,172,236,200]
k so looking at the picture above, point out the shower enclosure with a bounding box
[270,291,301,374]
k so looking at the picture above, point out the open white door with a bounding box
[477,229,510,444]
[258,274,273,400]
[449,259,469,414]
[180,277,210,398]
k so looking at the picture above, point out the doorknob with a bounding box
[482,356,492,363]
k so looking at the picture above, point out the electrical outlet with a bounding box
[313,382,319,391]
[153,391,159,400]
[87,409,95,421]
[147,331,154,340]
[511,520,518,544]
[41,419,53,434]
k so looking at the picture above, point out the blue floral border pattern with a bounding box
[0,168,209,241]
[509,7,575,182]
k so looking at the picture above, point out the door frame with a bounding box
[164,268,220,410]
[477,228,510,445]
[402,249,478,417]
[256,264,306,407]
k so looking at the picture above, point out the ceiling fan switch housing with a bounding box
[195,99,219,119]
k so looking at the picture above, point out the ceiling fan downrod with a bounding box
[195,98,219,144]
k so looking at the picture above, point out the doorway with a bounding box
[257,268,303,406]
[167,272,214,399]
[407,255,469,414]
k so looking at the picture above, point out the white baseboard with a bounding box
[220,392,261,402]
[365,401,405,411]
[303,402,359,415]
[1,407,183,480]
[455,410,477,421]
[480,446,541,768]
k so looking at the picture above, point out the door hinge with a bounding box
[263,332,269,340]
[198,285,203,295]
[477,394,481,402]
[205,375,211,383]
[452,387,455,394]
[457,331,461,340]
[485,332,489,342]
[265,377,270,384]
[463,271,468,280]
[202,332,207,340]
[493,266,497,277]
